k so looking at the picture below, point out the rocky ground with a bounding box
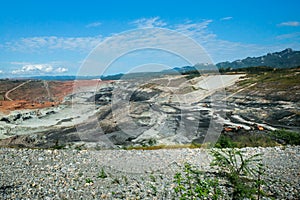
[0,71,299,199]
[225,68,300,132]
[0,74,241,147]
[1,72,299,149]
[0,146,299,199]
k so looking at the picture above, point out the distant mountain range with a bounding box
[216,48,300,69]
[12,48,299,81]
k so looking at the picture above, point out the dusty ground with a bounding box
[0,79,107,113]
[0,101,59,114]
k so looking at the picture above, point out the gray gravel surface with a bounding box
[0,146,299,199]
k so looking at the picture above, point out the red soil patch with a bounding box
[0,100,59,114]
[0,79,112,114]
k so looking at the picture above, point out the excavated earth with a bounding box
[0,72,299,148]
[0,72,299,199]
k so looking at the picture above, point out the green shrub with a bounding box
[215,133,278,148]
[215,135,237,148]
[232,134,277,148]
[148,138,157,146]
[269,129,300,145]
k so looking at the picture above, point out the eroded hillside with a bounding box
[0,68,299,149]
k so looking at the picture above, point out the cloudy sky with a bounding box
[0,0,300,77]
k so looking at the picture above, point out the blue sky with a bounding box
[0,0,300,77]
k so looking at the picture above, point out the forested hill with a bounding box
[216,48,300,69]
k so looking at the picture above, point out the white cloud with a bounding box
[278,21,300,27]
[0,70,3,74]
[10,61,31,65]
[55,67,68,73]
[11,64,68,75]
[174,20,215,39]
[170,19,290,63]
[79,28,215,75]
[102,18,276,64]
[4,35,102,52]
[3,17,299,76]
[86,22,102,28]
[276,32,300,40]
[131,17,166,28]
[12,64,53,74]
[220,17,233,21]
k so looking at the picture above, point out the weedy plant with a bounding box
[173,163,222,200]
[172,149,266,200]
[122,175,128,185]
[112,178,120,184]
[85,178,94,184]
[98,168,108,179]
[210,148,265,200]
